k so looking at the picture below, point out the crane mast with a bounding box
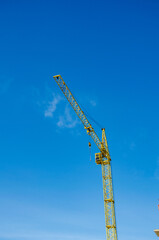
[53,75,117,240]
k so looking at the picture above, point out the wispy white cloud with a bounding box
[90,99,97,107]
[44,94,62,118]
[57,105,79,128]
[37,89,80,129]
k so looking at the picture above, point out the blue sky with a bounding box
[0,0,159,240]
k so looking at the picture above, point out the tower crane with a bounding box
[53,75,118,240]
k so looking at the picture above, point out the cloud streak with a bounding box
[43,92,79,129]
[44,95,62,118]
[57,105,79,128]
[90,99,97,107]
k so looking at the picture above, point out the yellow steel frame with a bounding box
[101,129,117,240]
[53,74,117,240]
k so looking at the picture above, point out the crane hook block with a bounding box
[88,142,91,147]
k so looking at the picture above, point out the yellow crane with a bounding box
[53,75,118,240]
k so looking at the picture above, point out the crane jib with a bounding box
[53,75,103,151]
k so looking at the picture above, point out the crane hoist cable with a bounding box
[53,74,118,240]
[88,136,92,162]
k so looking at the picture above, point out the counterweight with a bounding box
[53,75,117,240]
